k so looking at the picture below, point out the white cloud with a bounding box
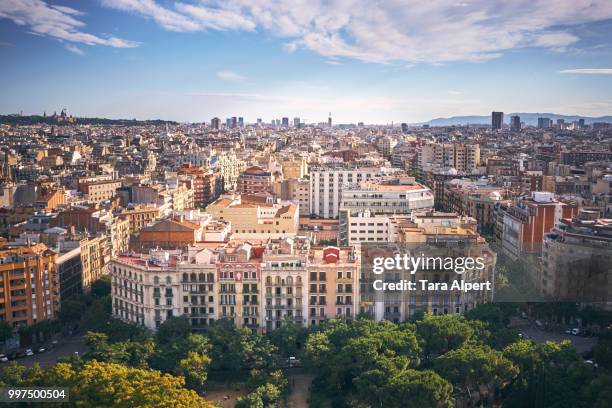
[216,70,246,81]
[0,0,138,48]
[64,43,84,55]
[560,68,612,75]
[101,0,612,64]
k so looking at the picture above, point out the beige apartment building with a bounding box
[307,246,359,325]
[206,194,299,239]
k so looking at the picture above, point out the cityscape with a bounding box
[1,1,612,408]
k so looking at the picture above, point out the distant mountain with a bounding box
[422,113,612,127]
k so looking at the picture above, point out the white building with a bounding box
[309,166,399,218]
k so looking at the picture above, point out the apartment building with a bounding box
[216,152,247,190]
[216,243,262,330]
[306,246,359,325]
[121,204,161,233]
[542,216,612,309]
[272,178,310,216]
[237,166,272,195]
[502,191,579,260]
[261,239,309,331]
[78,178,122,204]
[339,178,434,244]
[206,194,299,239]
[310,166,398,218]
[443,178,510,233]
[361,225,496,322]
[0,243,59,328]
[419,143,480,173]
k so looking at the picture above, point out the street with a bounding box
[510,317,597,354]
[1,337,88,370]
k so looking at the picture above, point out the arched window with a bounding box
[153,276,159,284]
[166,276,172,284]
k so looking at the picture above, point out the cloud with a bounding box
[324,60,342,65]
[64,43,84,55]
[560,68,612,74]
[100,0,612,64]
[216,70,246,81]
[0,0,138,48]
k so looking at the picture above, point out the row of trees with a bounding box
[298,306,612,408]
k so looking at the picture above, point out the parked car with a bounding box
[584,360,599,368]
[25,348,34,356]
[37,347,47,354]
[0,354,8,363]
[571,328,580,335]
[15,351,26,359]
[520,312,528,319]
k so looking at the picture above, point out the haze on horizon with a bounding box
[1,0,612,124]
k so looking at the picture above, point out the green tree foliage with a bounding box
[503,340,599,408]
[416,313,481,358]
[266,321,308,357]
[205,319,278,372]
[90,275,111,298]
[435,344,518,401]
[0,360,214,407]
[303,318,421,400]
[175,351,212,392]
[0,320,14,343]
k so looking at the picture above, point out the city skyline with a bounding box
[1,0,612,123]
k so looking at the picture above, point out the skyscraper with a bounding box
[211,117,220,130]
[537,117,551,129]
[226,118,232,128]
[328,112,332,127]
[401,123,408,133]
[293,117,300,127]
[238,117,244,128]
[282,117,289,127]
[231,116,237,129]
[510,115,521,131]
[491,111,503,130]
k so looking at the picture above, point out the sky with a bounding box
[1,0,612,124]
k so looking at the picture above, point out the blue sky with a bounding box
[1,0,612,124]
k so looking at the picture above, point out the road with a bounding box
[510,317,597,354]
[287,373,314,408]
[1,337,88,370]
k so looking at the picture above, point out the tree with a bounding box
[383,369,454,408]
[58,298,87,323]
[156,316,191,344]
[435,344,518,404]
[416,314,477,359]
[267,321,308,357]
[91,275,111,297]
[503,340,595,408]
[46,360,214,407]
[0,320,13,343]
[175,351,211,392]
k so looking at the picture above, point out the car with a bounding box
[571,328,580,335]
[520,312,528,319]
[25,348,34,356]
[15,351,26,359]
[584,360,599,368]
[37,347,47,354]
[0,354,8,363]
[565,329,572,334]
